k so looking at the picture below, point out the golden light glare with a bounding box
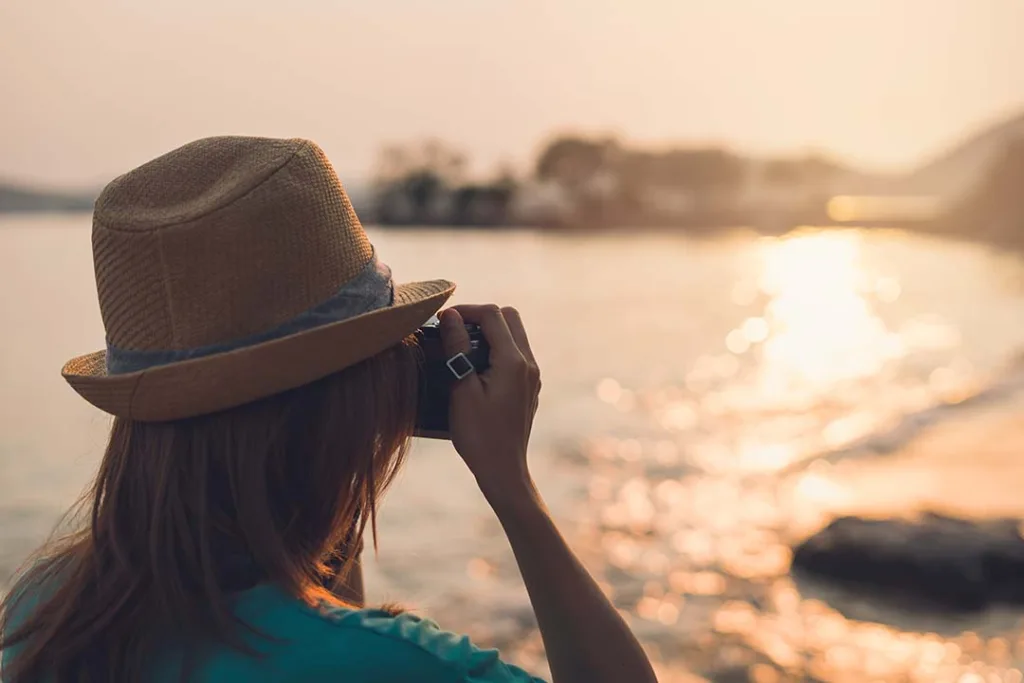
[756,230,904,402]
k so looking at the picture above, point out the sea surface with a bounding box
[5,216,1024,682]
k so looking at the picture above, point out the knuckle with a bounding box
[500,305,519,317]
[482,303,502,316]
[505,360,529,380]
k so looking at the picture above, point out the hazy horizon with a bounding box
[3,0,1023,190]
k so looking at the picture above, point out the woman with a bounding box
[0,136,656,683]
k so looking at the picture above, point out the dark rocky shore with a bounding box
[792,513,1024,612]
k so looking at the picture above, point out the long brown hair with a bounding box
[0,337,420,682]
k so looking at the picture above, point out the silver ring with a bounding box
[446,352,476,380]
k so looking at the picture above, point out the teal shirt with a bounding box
[3,583,547,683]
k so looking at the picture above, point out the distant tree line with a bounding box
[4,127,1021,242]
[369,131,1024,239]
[370,139,517,227]
[369,134,849,229]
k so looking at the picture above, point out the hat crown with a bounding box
[92,136,373,353]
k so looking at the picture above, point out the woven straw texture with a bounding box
[93,136,372,351]
[62,136,455,420]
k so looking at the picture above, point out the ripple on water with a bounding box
[567,357,1024,681]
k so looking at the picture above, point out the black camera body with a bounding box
[415,317,490,438]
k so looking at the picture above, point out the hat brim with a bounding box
[62,279,455,421]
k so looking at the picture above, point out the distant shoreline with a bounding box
[0,210,971,247]
[0,185,95,214]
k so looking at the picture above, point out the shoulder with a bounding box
[1,558,67,670]
[270,596,545,683]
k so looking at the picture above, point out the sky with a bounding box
[2,0,1023,189]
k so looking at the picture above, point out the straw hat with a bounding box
[62,136,455,421]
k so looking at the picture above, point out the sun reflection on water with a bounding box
[755,230,904,405]
[565,228,1024,681]
[9,223,1024,683]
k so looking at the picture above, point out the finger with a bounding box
[440,307,471,355]
[439,308,483,394]
[500,307,536,366]
[451,304,521,363]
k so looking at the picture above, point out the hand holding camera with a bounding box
[434,305,541,504]
[414,315,490,437]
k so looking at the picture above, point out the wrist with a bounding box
[479,475,545,518]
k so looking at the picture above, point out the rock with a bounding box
[791,513,1024,611]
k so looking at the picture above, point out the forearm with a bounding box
[487,482,656,683]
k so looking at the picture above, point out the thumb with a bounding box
[439,308,483,395]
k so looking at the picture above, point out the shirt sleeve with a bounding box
[328,608,548,683]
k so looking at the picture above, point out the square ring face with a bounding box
[446,352,475,379]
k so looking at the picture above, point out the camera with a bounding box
[415,315,490,438]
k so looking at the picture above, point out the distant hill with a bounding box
[0,184,95,213]
[902,110,1024,200]
[935,137,1024,245]
[822,110,1024,203]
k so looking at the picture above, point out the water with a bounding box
[5,216,1024,682]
